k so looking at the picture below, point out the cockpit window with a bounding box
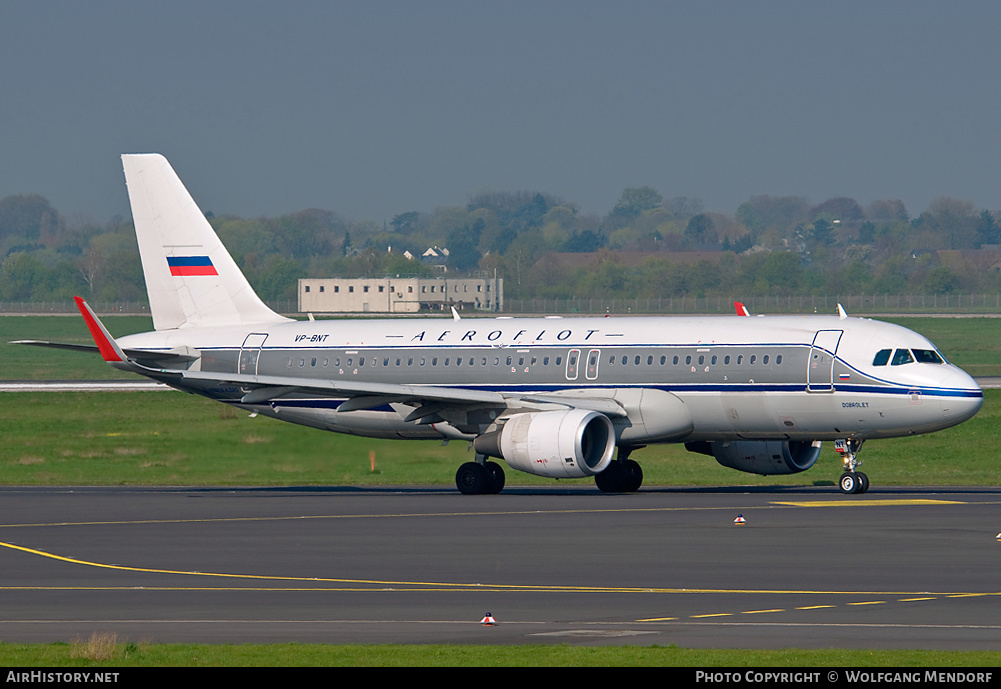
[912,349,945,364]
[891,349,914,366]
[872,349,891,366]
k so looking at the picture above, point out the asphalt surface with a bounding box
[0,485,999,648]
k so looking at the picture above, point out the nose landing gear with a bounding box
[835,438,869,494]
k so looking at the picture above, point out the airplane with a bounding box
[15,154,984,495]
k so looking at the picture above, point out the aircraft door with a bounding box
[807,329,843,392]
[585,349,600,381]
[566,349,580,380]
[239,333,269,375]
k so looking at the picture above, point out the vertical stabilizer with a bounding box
[122,154,291,330]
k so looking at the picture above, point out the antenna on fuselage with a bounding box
[837,303,848,320]
[451,306,461,321]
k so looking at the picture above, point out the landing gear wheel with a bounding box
[595,461,624,492]
[622,459,643,492]
[835,438,869,495]
[856,471,869,494]
[840,470,856,492]
[595,460,643,493]
[839,472,866,494]
[484,461,505,494]
[456,462,488,495]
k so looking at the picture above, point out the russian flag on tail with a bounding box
[167,256,218,276]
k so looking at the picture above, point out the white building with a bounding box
[298,276,503,314]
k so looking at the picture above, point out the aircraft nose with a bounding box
[940,368,983,425]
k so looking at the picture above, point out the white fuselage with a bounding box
[117,313,983,444]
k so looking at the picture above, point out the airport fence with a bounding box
[3,294,1001,317]
[504,293,1001,315]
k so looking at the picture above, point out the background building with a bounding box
[298,276,503,314]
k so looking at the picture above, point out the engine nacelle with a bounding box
[473,409,616,479]
[687,440,822,475]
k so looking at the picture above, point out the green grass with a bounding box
[2,639,999,667]
[3,388,999,487]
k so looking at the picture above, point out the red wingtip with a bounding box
[734,301,749,316]
[74,297,126,362]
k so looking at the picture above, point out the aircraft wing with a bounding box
[50,297,627,421]
[10,340,200,364]
[170,369,626,418]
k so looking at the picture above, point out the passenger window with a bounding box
[763,355,769,365]
[891,349,914,366]
[872,349,891,366]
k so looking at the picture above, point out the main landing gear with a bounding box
[455,455,505,495]
[595,447,644,493]
[835,438,869,494]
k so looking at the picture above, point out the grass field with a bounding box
[2,388,999,487]
[2,639,1000,667]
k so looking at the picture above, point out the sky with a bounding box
[3,1,1001,226]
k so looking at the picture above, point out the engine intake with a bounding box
[686,440,822,475]
[474,409,616,479]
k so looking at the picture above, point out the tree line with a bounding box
[2,184,1001,305]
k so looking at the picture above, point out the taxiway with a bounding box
[0,485,998,648]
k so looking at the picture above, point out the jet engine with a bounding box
[685,440,822,475]
[473,409,616,479]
